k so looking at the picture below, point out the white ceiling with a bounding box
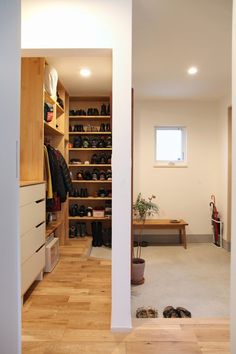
[46,50,112,97]
[133,0,232,100]
[45,0,232,100]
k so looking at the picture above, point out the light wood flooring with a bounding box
[22,238,230,353]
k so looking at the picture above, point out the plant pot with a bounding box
[131,258,145,285]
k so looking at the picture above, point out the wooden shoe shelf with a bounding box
[68,96,112,239]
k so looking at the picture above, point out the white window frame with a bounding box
[154,126,187,167]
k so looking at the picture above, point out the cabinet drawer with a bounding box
[20,199,45,236]
[20,183,45,207]
[21,245,45,296]
[21,222,45,264]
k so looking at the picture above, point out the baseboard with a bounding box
[111,326,132,332]
[134,233,212,245]
[223,239,231,252]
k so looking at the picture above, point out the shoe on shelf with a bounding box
[100,104,107,116]
[91,153,98,164]
[69,204,79,217]
[99,170,106,181]
[100,123,105,132]
[83,170,92,180]
[78,205,86,217]
[77,171,84,180]
[106,169,112,180]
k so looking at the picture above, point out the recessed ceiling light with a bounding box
[80,68,91,77]
[187,66,198,75]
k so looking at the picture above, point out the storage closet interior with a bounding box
[20,53,112,300]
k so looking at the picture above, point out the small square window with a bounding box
[155,126,187,166]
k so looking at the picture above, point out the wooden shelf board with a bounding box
[69,115,111,119]
[44,91,56,105]
[69,216,111,221]
[69,197,112,200]
[69,148,112,151]
[56,102,64,116]
[72,180,112,183]
[69,164,111,167]
[44,122,64,136]
[46,221,62,238]
[69,132,111,135]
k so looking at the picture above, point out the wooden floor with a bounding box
[22,238,230,353]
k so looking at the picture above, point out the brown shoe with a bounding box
[163,306,175,318]
[136,307,148,318]
[147,307,158,318]
[176,307,191,318]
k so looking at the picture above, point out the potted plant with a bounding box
[132,193,159,285]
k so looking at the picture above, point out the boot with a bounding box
[91,221,98,246]
[100,104,107,116]
[102,228,112,247]
[97,222,103,247]
[80,222,87,237]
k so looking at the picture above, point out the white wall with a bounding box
[21,0,132,330]
[0,1,21,353]
[231,0,236,351]
[134,99,222,236]
[217,97,232,243]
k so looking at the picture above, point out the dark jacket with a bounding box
[46,145,72,203]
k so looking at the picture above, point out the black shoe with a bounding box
[98,188,106,197]
[176,307,191,318]
[100,123,105,132]
[83,170,92,180]
[91,154,98,164]
[78,205,86,217]
[69,225,76,238]
[91,221,98,247]
[107,104,110,116]
[102,228,112,247]
[105,123,111,132]
[69,204,79,217]
[97,222,103,247]
[100,104,107,116]
[80,222,87,237]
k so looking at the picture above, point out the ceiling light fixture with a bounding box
[187,66,198,75]
[80,68,91,77]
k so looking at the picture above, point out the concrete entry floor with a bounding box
[91,243,230,318]
[131,243,230,318]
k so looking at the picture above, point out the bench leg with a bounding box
[179,229,183,246]
[182,227,187,249]
[179,228,187,249]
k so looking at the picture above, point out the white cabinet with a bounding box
[20,183,46,296]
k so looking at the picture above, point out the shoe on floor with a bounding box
[136,307,148,318]
[147,307,158,318]
[176,307,192,318]
[163,306,175,318]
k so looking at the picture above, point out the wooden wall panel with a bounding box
[20,57,44,182]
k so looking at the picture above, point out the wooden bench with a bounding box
[133,219,188,249]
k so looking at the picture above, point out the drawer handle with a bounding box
[35,221,45,229]
[35,198,44,204]
[36,244,45,253]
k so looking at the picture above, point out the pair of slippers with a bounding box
[136,307,158,318]
[163,306,191,318]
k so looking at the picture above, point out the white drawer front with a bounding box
[20,183,45,207]
[21,245,45,295]
[20,199,45,236]
[21,222,45,264]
